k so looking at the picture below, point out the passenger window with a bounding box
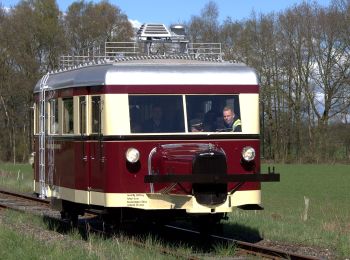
[62,98,74,134]
[34,101,50,134]
[49,99,59,134]
[91,96,101,134]
[34,102,39,134]
[79,96,86,134]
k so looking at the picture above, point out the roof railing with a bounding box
[59,24,223,69]
[59,41,222,68]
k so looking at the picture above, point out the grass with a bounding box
[0,210,182,260]
[212,242,237,256]
[0,163,349,258]
[0,163,33,193]
[225,164,350,258]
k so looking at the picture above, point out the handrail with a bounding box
[59,41,223,68]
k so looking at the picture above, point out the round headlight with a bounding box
[242,146,256,162]
[125,148,140,163]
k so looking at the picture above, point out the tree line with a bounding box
[0,0,349,163]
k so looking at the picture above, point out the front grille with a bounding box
[192,150,227,205]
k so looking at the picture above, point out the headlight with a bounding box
[242,146,255,162]
[125,148,140,163]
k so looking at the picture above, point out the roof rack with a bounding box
[60,23,223,69]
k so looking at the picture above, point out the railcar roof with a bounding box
[34,57,258,93]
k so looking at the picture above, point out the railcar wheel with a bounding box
[60,200,82,227]
[60,210,78,227]
[101,208,122,230]
[192,213,224,232]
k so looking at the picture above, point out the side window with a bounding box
[91,96,101,134]
[79,96,86,134]
[49,99,59,134]
[45,101,49,134]
[34,101,50,134]
[63,98,74,134]
[34,102,39,134]
[128,95,185,133]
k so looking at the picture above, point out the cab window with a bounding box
[129,95,185,133]
[186,95,241,132]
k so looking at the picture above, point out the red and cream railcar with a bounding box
[33,57,279,223]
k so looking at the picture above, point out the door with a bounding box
[89,95,105,192]
[75,96,90,194]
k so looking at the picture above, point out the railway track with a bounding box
[0,188,323,259]
[164,224,321,259]
[0,188,54,216]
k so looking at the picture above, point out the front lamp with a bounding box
[125,148,140,163]
[242,146,256,162]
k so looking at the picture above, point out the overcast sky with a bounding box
[2,0,332,27]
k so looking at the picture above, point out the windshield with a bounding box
[129,95,241,133]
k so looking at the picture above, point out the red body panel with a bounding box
[34,137,261,194]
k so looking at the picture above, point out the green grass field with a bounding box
[0,163,349,258]
[0,211,181,260]
[226,164,350,258]
[0,163,33,193]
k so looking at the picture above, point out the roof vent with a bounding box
[137,23,172,40]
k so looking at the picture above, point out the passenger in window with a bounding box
[222,106,241,132]
[190,118,203,132]
[143,105,167,133]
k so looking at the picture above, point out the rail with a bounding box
[165,224,322,260]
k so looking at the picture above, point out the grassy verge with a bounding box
[226,164,350,258]
[0,210,188,259]
[0,163,33,193]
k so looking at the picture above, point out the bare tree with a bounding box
[187,1,220,43]
[308,4,350,160]
[64,0,133,53]
[278,3,316,161]
[220,18,243,61]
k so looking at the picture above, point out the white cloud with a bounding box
[1,7,11,13]
[129,19,142,29]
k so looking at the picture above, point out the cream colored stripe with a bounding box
[35,182,261,213]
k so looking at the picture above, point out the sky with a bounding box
[1,0,333,28]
